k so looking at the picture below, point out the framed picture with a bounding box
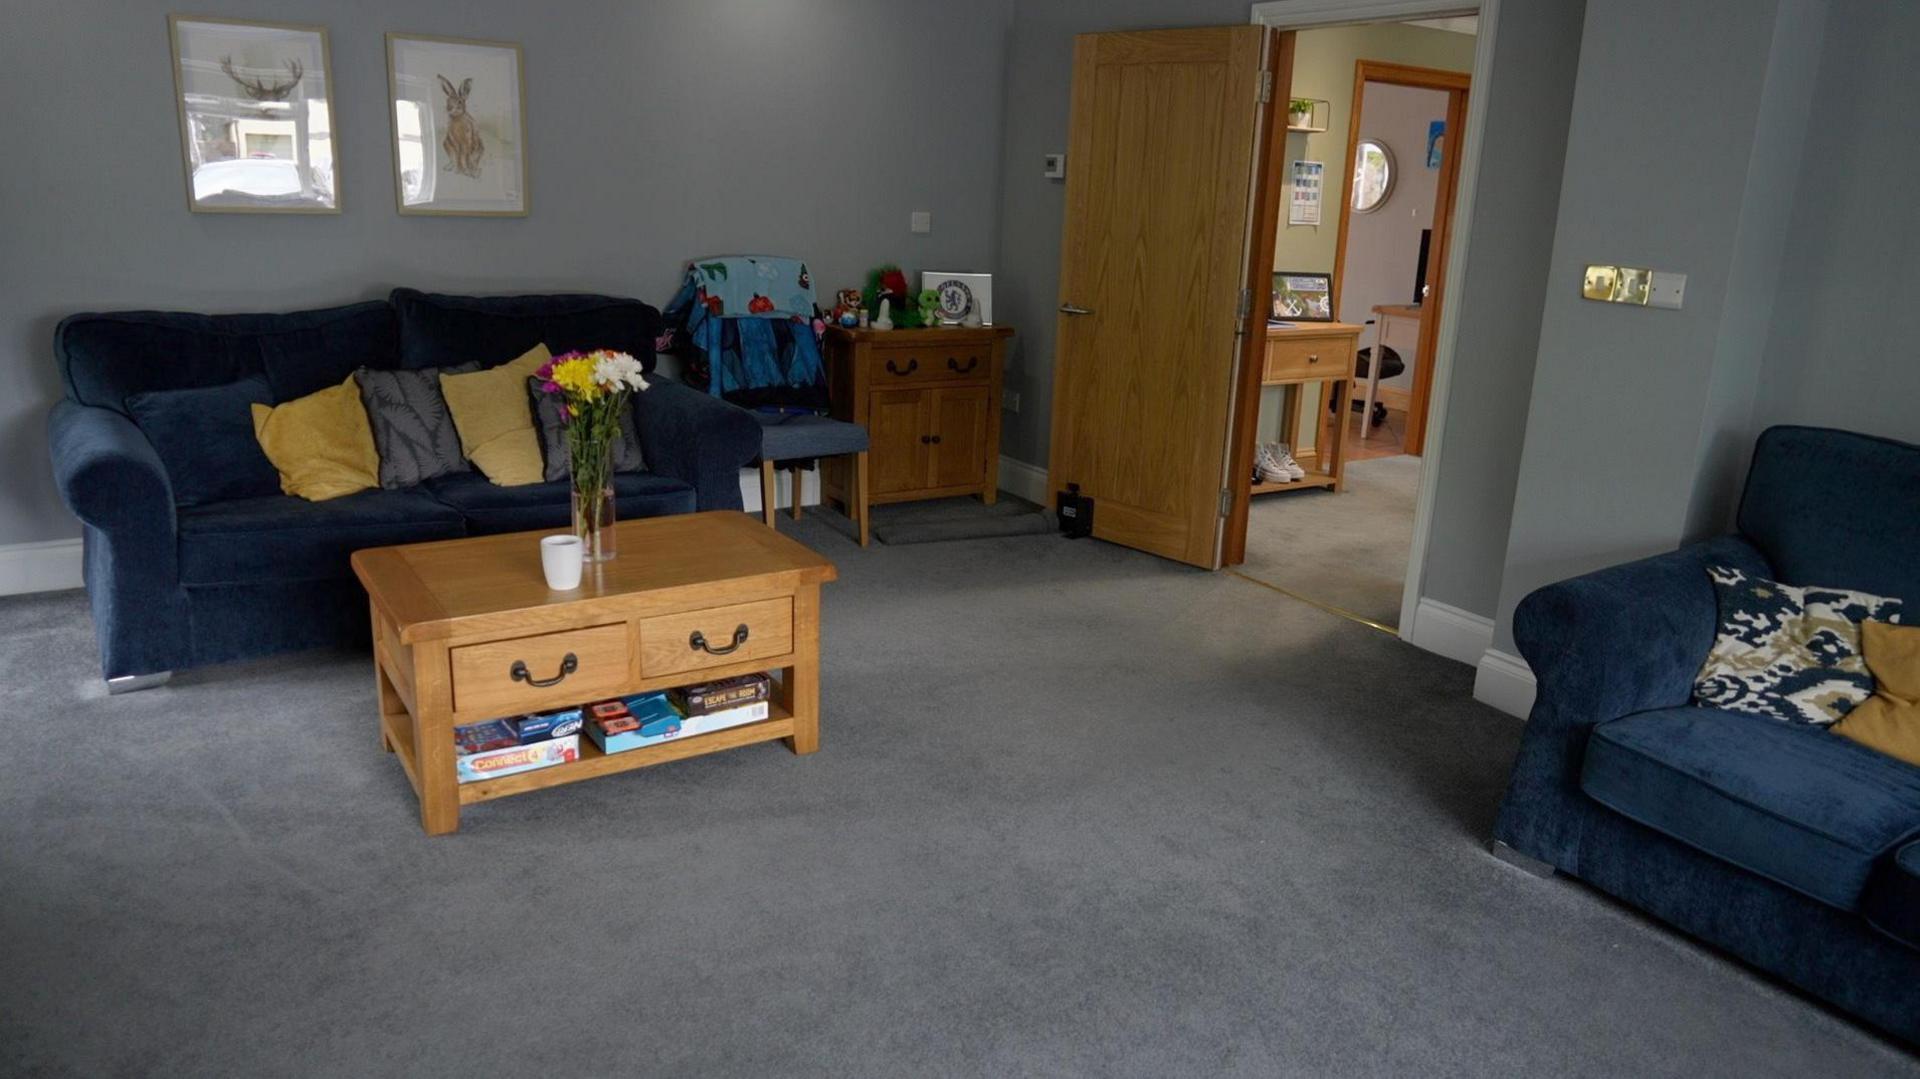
[167,15,340,213]
[386,34,528,216]
[922,271,993,325]
[1271,272,1334,321]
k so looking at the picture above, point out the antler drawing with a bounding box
[219,56,304,101]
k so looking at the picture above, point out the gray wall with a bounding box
[1753,0,1920,447]
[1488,0,1826,651]
[992,0,1255,467]
[0,0,1010,545]
[1415,0,1584,617]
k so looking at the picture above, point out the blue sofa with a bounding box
[1493,426,1920,1045]
[49,289,760,689]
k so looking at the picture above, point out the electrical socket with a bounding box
[1002,389,1021,413]
[910,210,931,234]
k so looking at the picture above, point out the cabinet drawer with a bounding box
[867,346,990,386]
[638,597,794,679]
[1264,336,1349,382]
[451,623,630,717]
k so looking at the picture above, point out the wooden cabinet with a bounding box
[823,325,1013,507]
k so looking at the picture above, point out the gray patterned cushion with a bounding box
[1693,565,1903,725]
[526,377,645,483]
[356,363,478,488]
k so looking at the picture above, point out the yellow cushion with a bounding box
[440,344,550,486]
[1831,620,1920,766]
[249,375,381,501]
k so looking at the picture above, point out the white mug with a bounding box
[540,534,584,591]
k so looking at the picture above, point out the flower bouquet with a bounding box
[536,349,649,562]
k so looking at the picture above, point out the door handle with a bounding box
[1058,303,1093,316]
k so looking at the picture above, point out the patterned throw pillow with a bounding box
[356,363,479,488]
[526,377,645,482]
[1693,565,1903,725]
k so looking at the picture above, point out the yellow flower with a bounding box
[549,357,601,400]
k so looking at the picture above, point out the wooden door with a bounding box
[869,388,931,495]
[1048,26,1267,569]
[930,386,989,489]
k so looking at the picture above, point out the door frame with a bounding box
[1329,61,1469,457]
[1243,0,1503,638]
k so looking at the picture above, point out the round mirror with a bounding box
[1351,139,1395,214]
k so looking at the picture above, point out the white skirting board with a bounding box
[1402,598,1494,668]
[1474,649,1537,719]
[0,538,83,596]
[998,455,1049,506]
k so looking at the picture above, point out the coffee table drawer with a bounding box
[451,623,630,716]
[639,598,794,678]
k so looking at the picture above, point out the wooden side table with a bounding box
[820,324,1014,511]
[1251,321,1363,495]
[351,513,836,835]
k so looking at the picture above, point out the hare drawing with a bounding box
[437,75,484,178]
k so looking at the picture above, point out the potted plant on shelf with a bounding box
[1289,98,1314,128]
[536,349,649,562]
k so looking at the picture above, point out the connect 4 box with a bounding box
[453,716,581,784]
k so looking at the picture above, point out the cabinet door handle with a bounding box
[510,653,577,688]
[946,356,979,374]
[886,358,919,376]
[1307,353,1319,363]
[689,624,749,656]
[931,435,943,444]
[919,435,932,444]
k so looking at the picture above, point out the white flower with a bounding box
[591,351,649,393]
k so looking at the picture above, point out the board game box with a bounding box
[588,699,770,754]
[455,734,579,784]
[672,673,771,717]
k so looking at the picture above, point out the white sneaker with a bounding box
[1272,443,1307,481]
[1254,444,1292,483]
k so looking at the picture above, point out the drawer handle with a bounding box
[946,356,979,374]
[1307,353,1319,363]
[510,652,577,688]
[886,358,919,376]
[690,624,750,656]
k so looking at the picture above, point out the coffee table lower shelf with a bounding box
[379,703,797,807]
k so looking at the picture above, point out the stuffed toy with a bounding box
[864,264,920,328]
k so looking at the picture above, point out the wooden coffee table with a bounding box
[351,512,837,835]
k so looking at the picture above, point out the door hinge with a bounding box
[1236,288,1252,320]
[1258,70,1273,104]
[1219,487,1233,517]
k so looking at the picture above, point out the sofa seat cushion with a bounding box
[755,413,870,462]
[425,471,695,535]
[178,489,464,585]
[1862,841,1920,950]
[1582,705,1920,910]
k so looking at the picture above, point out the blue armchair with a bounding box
[1493,426,1920,1046]
[49,292,760,690]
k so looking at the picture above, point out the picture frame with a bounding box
[922,271,994,325]
[386,33,528,216]
[167,14,340,214]
[1271,272,1334,321]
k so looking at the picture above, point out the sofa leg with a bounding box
[106,671,173,695]
[1489,839,1555,878]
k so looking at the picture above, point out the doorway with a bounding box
[1229,16,1476,630]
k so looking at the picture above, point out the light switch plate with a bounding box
[1043,153,1066,179]
[910,210,932,234]
[1582,265,1618,301]
[1648,271,1686,309]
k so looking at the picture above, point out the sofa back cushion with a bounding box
[125,376,280,507]
[56,302,400,412]
[1738,426,1920,608]
[391,288,661,373]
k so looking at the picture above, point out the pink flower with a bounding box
[540,379,562,394]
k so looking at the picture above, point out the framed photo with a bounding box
[167,15,340,213]
[921,271,993,325]
[1271,272,1334,321]
[386,34,528,216]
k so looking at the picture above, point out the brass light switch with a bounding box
[1582,265,1618,301]
[1583,264,1654,306]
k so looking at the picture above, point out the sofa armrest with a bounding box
[1494,533,1770,865]
[49,400,176,537]
[48,400,190,680]
[1514,533,1770,729]
[634,378,760,511]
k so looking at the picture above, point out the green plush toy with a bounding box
[915,289,940,328]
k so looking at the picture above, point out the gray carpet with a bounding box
[1,522,1912,1077]
[1242,454,1422,627]
[822,494,1053,546]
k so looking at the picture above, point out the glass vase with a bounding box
[568,434,617,563]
